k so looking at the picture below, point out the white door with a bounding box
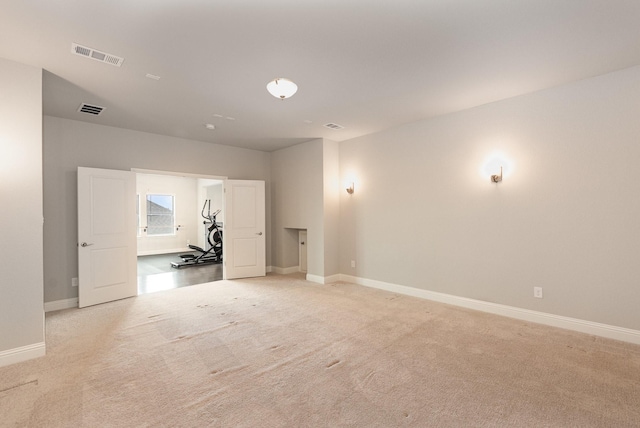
[223,180,266,279]
[78,167,137,308]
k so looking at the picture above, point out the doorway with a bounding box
[78,167,266,307]
[135,170,225,294]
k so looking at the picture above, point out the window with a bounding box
[146,194,175,235]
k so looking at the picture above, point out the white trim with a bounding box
[340,274,640,345]
[44,298,78,312]
[131,168,227,181]
[271,266,301,275]
[324,274,341,284]
[266,266,273,273]
[305,274,341,284]
[0,342,46,368]
[306,274,325,284]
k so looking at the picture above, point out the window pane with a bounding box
[147,194,173,214]
[146,194,174,235]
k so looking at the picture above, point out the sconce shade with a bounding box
[267,78,298,99]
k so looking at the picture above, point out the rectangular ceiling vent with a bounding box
[77,103,105,116]
[323,123,344,130]
[71,43,124,67]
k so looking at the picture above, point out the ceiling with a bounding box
[2,1,640,152]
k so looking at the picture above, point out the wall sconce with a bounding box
[491,166,503,183]
[346,182,355,194]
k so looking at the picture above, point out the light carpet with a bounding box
[1,273,639,427]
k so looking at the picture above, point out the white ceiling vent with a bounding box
[77,103,105,116]
[323,123,344,130]
[71,43,124,67]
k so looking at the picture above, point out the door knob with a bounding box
[80,242,94,247]
[256,232,263,236]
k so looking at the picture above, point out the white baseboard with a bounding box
[44,298,78,313]
[324,274,341,284]
[339,274,640,345]
[271,266,301,275]
[0,342,46,368]
[306,274,324,284]
[306,274,341,284]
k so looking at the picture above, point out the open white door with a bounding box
[223,180,266,280]
[78,167,137,308]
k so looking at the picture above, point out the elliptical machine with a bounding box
[171,200,222,268]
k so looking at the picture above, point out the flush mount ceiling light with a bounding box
[267,78,298,99]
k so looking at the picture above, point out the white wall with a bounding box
[0,58,45,365]
[136,173,198,255]
[339,65,640,331]
[43,116,271,303]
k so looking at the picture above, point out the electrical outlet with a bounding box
[187,239,190,245]
[533,287,543,299]
[72,277,78,287]
[351,260,356,268]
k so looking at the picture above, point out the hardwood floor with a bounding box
[137,253,222,295]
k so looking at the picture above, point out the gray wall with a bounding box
[271,139,325,275]
[270,138,341,279]
[339,65,640,331]
[43,116,271,303]
[322,139,340,277]
[0,58,44,356]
